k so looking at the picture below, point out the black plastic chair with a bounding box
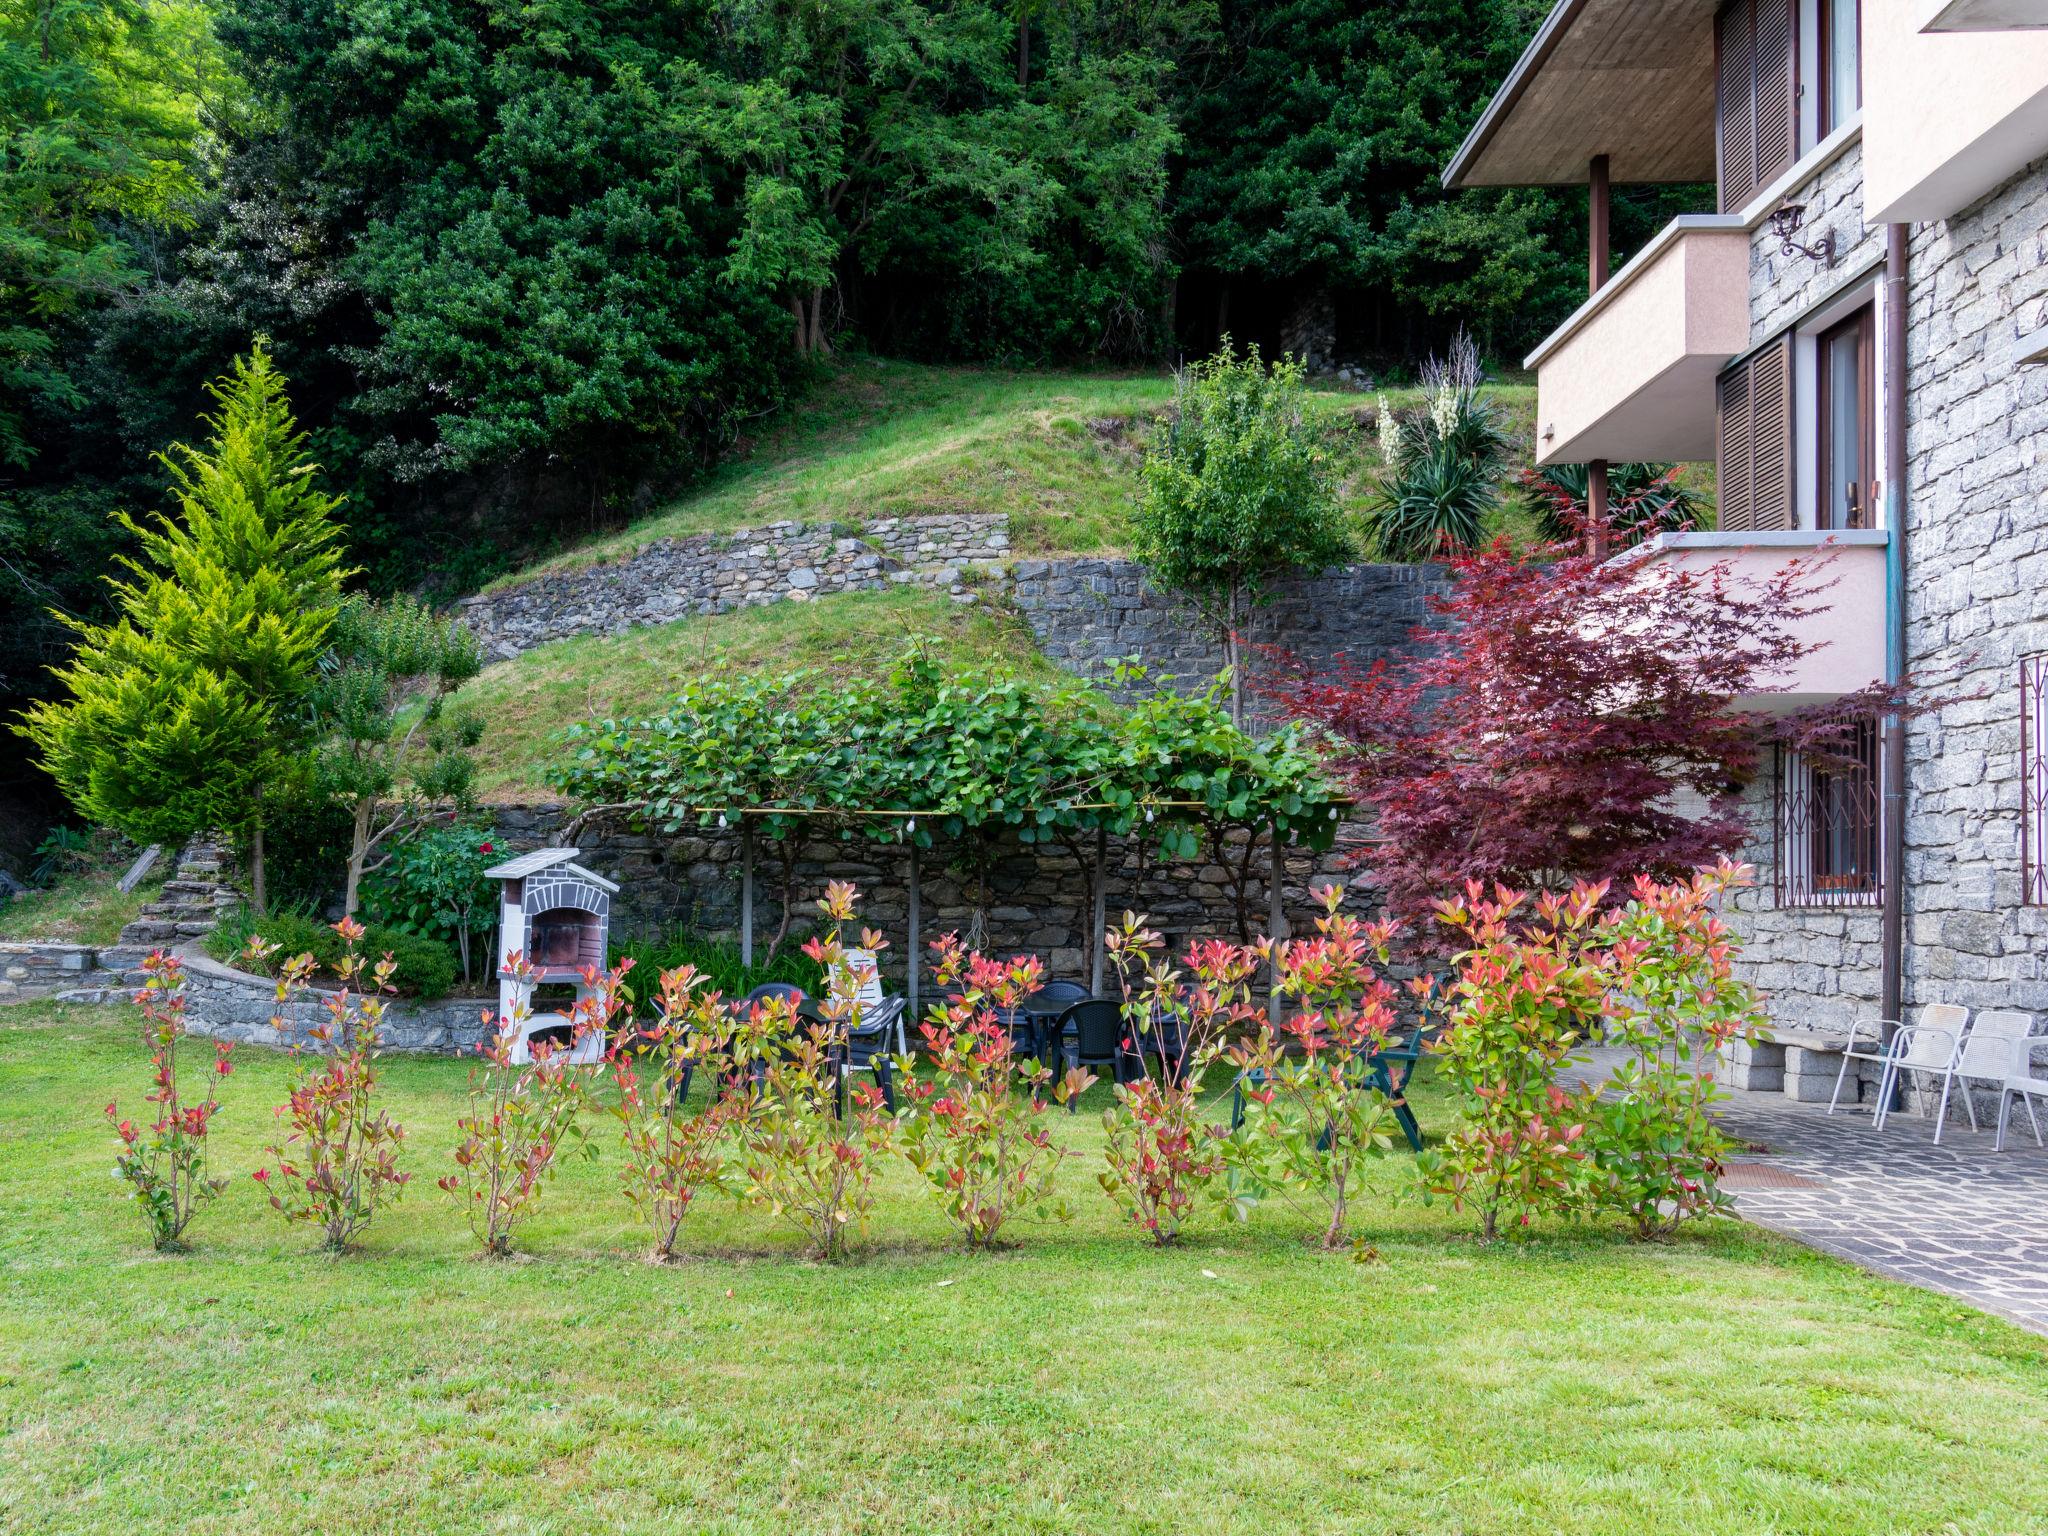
[1056,998,1136,1112]
[1011,979,1091,1065]
[795,999,899,1118]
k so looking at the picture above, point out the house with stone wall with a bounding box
[1445,0,2048,1096]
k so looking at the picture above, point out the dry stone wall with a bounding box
[461,513,1008,662]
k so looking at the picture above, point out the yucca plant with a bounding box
[1363,330,1513,562]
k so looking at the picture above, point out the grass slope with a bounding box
[2,1002,2044,1535]
[459,587,1062,801]
[0,871,157,946]
[502,357,1538,582]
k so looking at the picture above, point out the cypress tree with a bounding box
[20,343,350,911]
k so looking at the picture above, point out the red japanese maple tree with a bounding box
[1265,536,1878,943]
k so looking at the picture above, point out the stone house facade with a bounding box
[1447,2,2048,1095]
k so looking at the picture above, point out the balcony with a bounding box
[1524,216,1751,469]
[1865,2,2048,220]
[1615,530,1890,709]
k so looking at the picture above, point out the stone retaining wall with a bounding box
[1008,558,1451,708]
[490,804,1378,990]
[460,514,1006,662]
[0,941,141,1003]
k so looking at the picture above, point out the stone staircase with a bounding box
[118,838,242,946]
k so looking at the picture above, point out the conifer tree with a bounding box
[20,344,349,910]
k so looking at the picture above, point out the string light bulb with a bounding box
[716,811,728,829]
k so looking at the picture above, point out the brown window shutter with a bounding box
[1717,360,1755,530]
[1749,334,1794,529]
[1717,2,1757,212]
[1752,0,1797,190]
[1717,336,1794,533]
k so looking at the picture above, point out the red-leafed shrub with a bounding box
[251,918,411,1251]
[1265,536,1879,944]
[107,950,235,1251]
[898,937,1092,1250]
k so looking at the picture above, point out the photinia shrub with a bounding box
[438,953,617,1256]
[606,962,743,1262]
[1588,860,1764,1237]
[248,918,411,1251]
[732,883,897,1261]
[1416,882,1608,1241]
[1096,914,1257,1244]
[898,936,1092,1249]
[108,950,235,1251]
[1223,885,1402,1250]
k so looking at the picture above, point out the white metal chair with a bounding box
[1994,1033,2048,1152]
[1939,1010,2043,1143]
[1831,1006,1967,1120]
[1862,1003,1969,1137]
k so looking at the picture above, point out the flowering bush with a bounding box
[1224,887,1402,1249]
[898,936,1091,1249]
[1587,862,1764,1237]
[359,822,501,985]
[605,962,742,1261]
[1096,915,1255,1244]
[732,883,897,1261]
[107,951,235,1251]
[249,919,411,1251]
[438,953,616,1255]
[1417,882,1607,1241]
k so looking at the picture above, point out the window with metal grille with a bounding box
[1774,718,1881,906]
[2023,657,2048,904]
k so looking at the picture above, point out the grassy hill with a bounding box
[460,358,1539,801]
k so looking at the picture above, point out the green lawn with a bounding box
[2,1001,2044,1535]
[495,358,1540,583]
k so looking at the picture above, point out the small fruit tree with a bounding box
[1134,341,1350,725]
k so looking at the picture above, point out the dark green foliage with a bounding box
[1518,462,1709,548]
[358,822,499,985]
[608,932,827,1019]
[207,907,462,999]
[1362,334,1515,560]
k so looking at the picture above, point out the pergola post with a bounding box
[1268,824,1287,1025]
[739,815,754,968]
[1090,825,1108,995]
[907,836,921,1019]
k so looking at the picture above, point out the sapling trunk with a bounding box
[343,800,374,918]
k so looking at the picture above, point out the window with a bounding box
[1717,336,1795,532]
[2023,656,2048,905]
[1817,306,1875,529]
[1775,719,1881,906]
[1819,0,1861,137]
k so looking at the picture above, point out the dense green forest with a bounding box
[0,0,1693,840]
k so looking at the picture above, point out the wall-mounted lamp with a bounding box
[1767,202,1836,265]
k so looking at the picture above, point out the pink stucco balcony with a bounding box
[1614,530,1890,709]
[1525,215,1751,468]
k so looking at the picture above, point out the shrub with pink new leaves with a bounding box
[898,937,1092,1249]
[731,882,898,1262]
[1415,881,1609,1241]
[1224,886,1403,1250]
[438,953,619,1256]
[249,918,411,1251]
[1587,861,1764,1238]
[1096,915,1258,1245]
[605,962,742,1262]
[107,950,235,1251]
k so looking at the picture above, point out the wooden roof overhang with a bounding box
[1443,0,1721,188]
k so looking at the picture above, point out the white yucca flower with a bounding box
[1376,393,1401,466]
[1430,379,1459,443]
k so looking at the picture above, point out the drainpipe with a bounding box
[1880,224,1910,1035]
[1587,154,1612,559]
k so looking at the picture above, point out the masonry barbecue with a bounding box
[483,847,620,1065]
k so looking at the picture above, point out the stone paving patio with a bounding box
[1572,1048,2048,1335]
